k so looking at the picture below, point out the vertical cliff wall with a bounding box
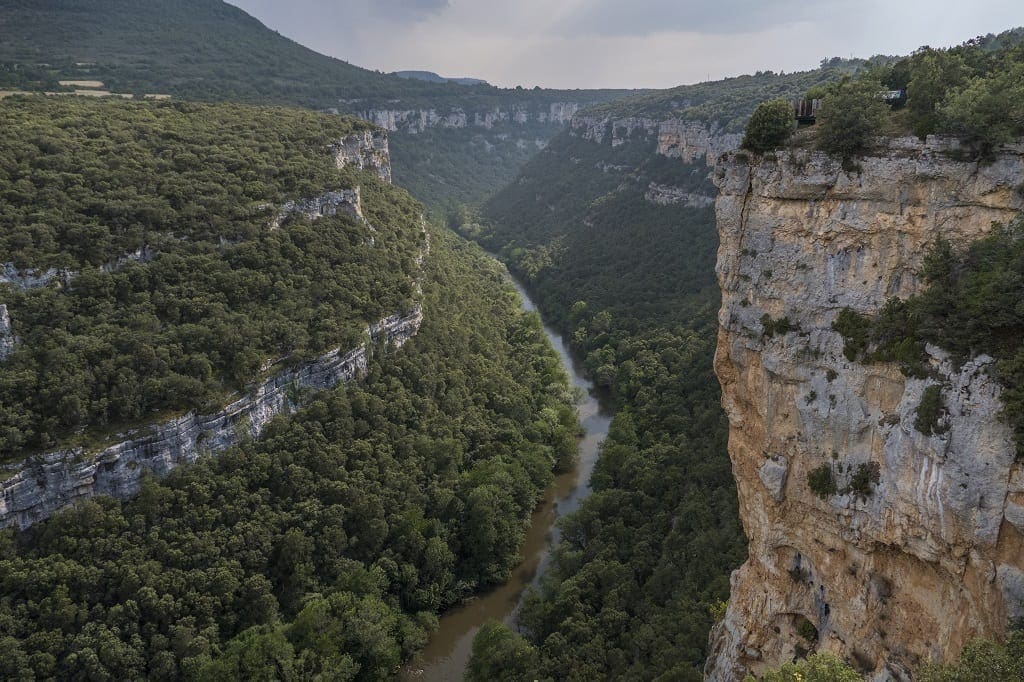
[359,102,582,134]
[569,115,741,164]
[706,139,1024,680]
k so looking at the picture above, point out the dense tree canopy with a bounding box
[742,99,795,153]
[815,77,888,161]
[0,229,579,680]
[0,97,423,460]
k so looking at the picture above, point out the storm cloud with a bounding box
[227,0,1023,88]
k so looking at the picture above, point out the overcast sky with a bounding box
[227,0,1023,89]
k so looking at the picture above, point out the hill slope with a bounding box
[0,0,634,214]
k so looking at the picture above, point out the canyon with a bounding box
[706,137,1024,680]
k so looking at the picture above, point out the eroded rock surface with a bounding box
[0,307,424,529]
[570,116,741,164]
[358,102,582,134]
[706,138,1024,681]
[0,304,14,360]
[333,130,392,183]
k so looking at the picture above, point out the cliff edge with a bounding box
[706,138,1024,680]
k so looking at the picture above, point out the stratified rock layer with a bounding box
[706,138,1024,681]
[0,307,423,529]
[359,102,581,134]
[570,115,741,164]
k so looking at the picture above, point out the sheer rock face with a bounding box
[358,102,581,134]
[271,188,364,229]
[333,130,392,184]
[706,138,1024,681]
[570,116,741,164]
[0,304,14,360]
[0,306,424,530]
[644,182,715,208]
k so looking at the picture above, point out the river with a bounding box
[401,264,614,681]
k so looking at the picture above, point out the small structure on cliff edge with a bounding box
[794,99,821,126]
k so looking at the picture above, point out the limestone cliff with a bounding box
[0,125,418,530]
[333,130,392,183]
[0,304,14,360]
[357,102,581,134]
[706,138,1024,680]
[270,188,366,229]
[0,306,424,529]
[570,115,741,164]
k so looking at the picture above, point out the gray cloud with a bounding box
[227,0,1024,89]
[554,0,847,36]
[370,0,449,21]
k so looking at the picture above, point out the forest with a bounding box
[461,125,745,679]
[0,225,579,680]
[0,97,425,461]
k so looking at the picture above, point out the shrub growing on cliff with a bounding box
[807,464,837,499]
[848,461,882,499]
[833,308,872,361]
[762,314,797,339]
[749,652,861,682]
[917,629,1024,681]
[742,99,795,153]
[915,385,949,435]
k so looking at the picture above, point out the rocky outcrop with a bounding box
[570,115,658,147]
[2,248,157,292]
[644,183,715,208]
[570,116,740,164]
[0,304,14,360]
[334,130,392,184]
[0,262,70,290]
[0,306,424,530]
[657,120,742,165]
[100,246,157,273]
[271,188,365,229]
[706,137,1024,680]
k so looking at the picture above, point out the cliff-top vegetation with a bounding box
[0,96,422,461]
[740,29,1024,160]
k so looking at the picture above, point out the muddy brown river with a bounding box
[401,265,614,681]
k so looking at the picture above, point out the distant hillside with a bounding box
[395,71,490,87]
[0,0,633,213]
[0,0,625,111]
